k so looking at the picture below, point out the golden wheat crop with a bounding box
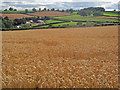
[2,26,118,88]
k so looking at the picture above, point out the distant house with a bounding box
[30,20,33,23]
[37,20,45,25]
[37,20,44,23]
[26,22,29,24]
[17,25,21,28]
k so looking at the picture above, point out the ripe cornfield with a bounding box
[2,26,118,88]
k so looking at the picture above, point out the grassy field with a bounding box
[0,11,33,14]
[34,22,78,28]
[34,25,49,28]
[103,12,119,17]
[72,12,78,14]
[45,20,63,24]
[53,15,118,22]
[52,22,78,27]
[2,26,118,88]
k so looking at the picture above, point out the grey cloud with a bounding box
[3,0,34,2]
[1,1,118,10]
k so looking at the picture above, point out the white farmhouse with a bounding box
[26,22,29,24]
[30,20,33,23]
[17,25,21,28]
[37,20,45,25]
[37,20,44,23]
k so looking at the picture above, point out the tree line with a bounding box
[1,15,50,29]
[77,7,105,16]
[4,7,17,11]
[4,7,106,15]
[3,7,76,13]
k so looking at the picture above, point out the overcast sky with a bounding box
[1,0,119,10]
[2,0,120,3]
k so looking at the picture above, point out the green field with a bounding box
[45,20,63,24]
[0,11,33,14]
[53,15,118,22]
[72,12,78,14]
[34,25,49,28]
[103,12,119,17]
[34,22,78,28]
[52,22,78,27]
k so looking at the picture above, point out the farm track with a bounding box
[2,26,118,88]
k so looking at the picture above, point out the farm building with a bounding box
[30,20,33,23]
[26,22,29,24]
[37,20,44,23]
[17,25,21,28]
[37,20,46,25]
